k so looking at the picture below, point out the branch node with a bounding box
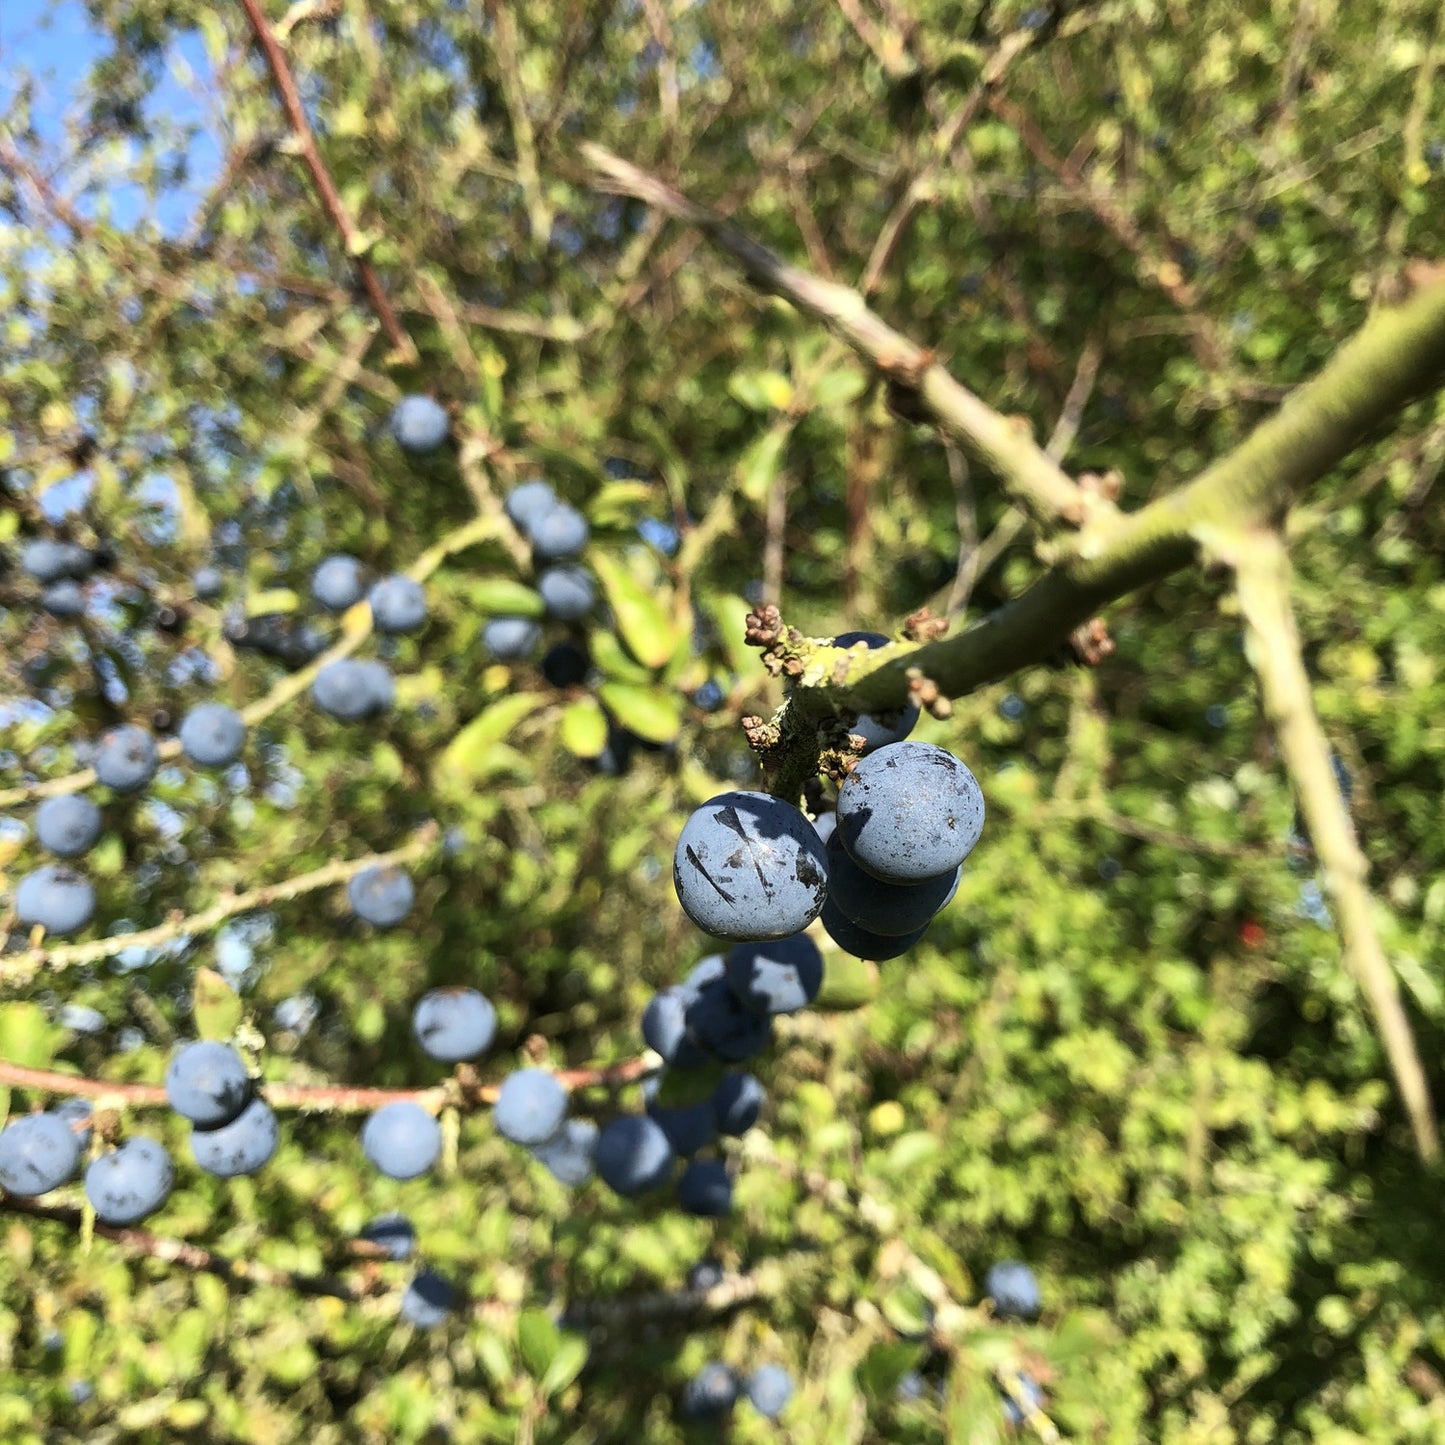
[1069,618,1116,667]
[902,607,949,643]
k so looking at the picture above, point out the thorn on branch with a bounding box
[1045,617,1115,669]
[1078,468,1124,502]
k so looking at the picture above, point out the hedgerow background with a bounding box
[3,0,1445,1439]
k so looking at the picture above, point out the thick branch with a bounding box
[579,142,1091,532]
[1230,528,1439,1163]
[235,0,417,362]
[790,272,1445,718]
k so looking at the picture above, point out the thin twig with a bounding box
[485,0,552,245]
[412,271,482,386]
[638,0,680,145]
[4,1187,789,1329]
[1,826,440,985]
[858,31,1035,298]
[943,439,979,616]
[562,1266,773,1330]
[987,94,1227,374]
[1,1195,375,1298]
[234,0,417,362]
[832,0,914,80]
[580,142,1092,532]
[0,133,94,236]
[1048,799,1279,861]
[1045,334,1104,463]
[275,0,340,42]
[248,268,587,339]
[1229,527,1439,1163]
[288,318,383,450]
[1384,0,1445,262]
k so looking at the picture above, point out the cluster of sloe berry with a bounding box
[672,737,984,961]
[0,1037,276,1223]
[681,1358,794,1422]
[7,549,430,943]
[11,696,249,942]
[644,702,985,1416]
[17,509,233,645]
[0,402,707,1341]
[3,388,1018,1424]
[483,477,594,666]
[16,536,105,621]
[308,554,427,722]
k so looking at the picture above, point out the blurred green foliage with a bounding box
[2,0,1445,1439]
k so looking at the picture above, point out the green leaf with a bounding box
[728,369,794,412]
[197,10,228,64]
[438,694,546,781]
[475,1332,513,1387]
[886,1131,942,1173]
[630,414,689,502]
[880,1281,935,1339]
[590,552,678,670]
[598,682,682,744]
[193,968,243,1041]
[703,592,768,678]
[587,481,657,526]
[736,422,792,504]
[540,1334,588,1397]
[858,1341,925,1400]
[590,628,654,684]
[465,578,546,618]
[811,365,869,410]
[814,952,877,1010]
[88,832,125,879]
[0,1002,54,1069]
[559,698,608,758]
[517,1309,561,1378]
[944,1371,1004,1445]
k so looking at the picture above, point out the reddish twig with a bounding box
[234,0,417,362]
[0,134,95,237]
[986,94,1226,373]
[0,1055,653,1116]
[582,142,1093,532]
